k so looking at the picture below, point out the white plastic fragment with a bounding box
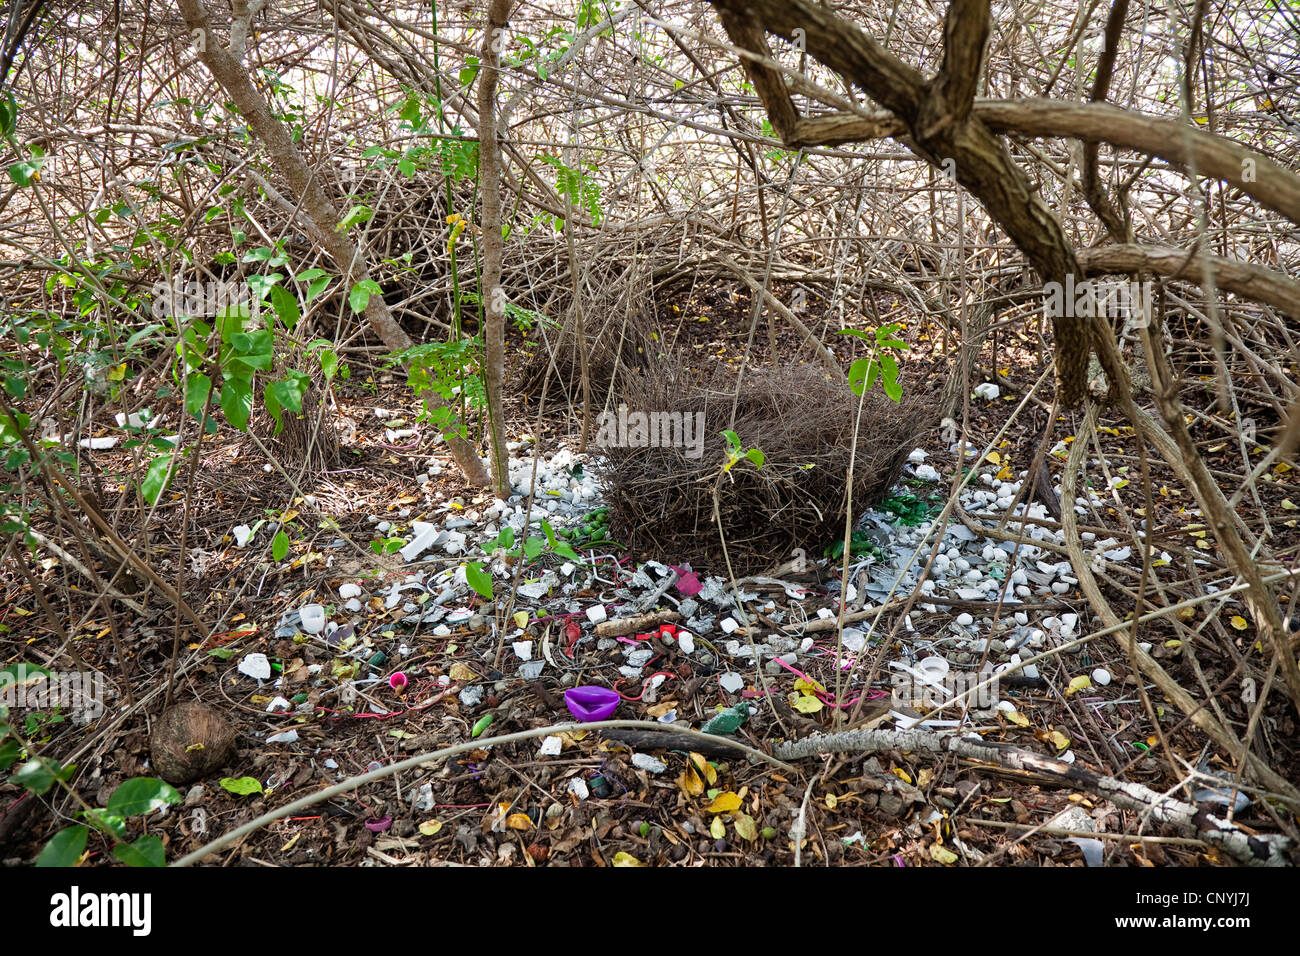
[266,729,299,744]
[232,524,253,548]
[585,604,607,624]
[238,653,271,680]
[1091,667,1112,686]
[631,753,667,774]
[719,672,745,693]
[538,735,563,757]
[400,522,443,562]
[299,604,326,634]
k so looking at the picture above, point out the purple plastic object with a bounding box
[565,685,620,722]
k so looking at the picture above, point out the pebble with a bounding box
[1091,668,1112,686]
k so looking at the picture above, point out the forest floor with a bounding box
[3,280,1297,867]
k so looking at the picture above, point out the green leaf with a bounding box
[185,372,212,415]
[220,775,265,796]
[306,276,330,301]
[335,204,373,232]
[464,561,494,600]
[317,348,338,380]
[7,159,40,187]
[269,284,300,329]
[227,328,274,370]
[498,526,515,550]
[83,808,128,839]
[106,777,181,817]
[398,95,422,124]
[272,529,290,561]
[265,373,309,430]
[112,834,166,867]
[541,520,558,550]
[0,93,15,137]
[522,536,543,560]
[10,757,74,795]
[36,825,88,867]
[720,429,740,451]
[847,357,879,396]
[141,453,175,505]
[553,541,580,561]
[881,354,902,402]
[0,738,20,772]
[349,279,382,313]
[745,448,765,469]
[220,375,253,430]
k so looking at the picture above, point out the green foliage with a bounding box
[877,490,943,526]
[2,712,180,866]
[538,154,603,225]
[720,430,765,473]
[384,339,484,442]
[1,93,50,186]
[220,776,265,796]
[370,535,405,555]
[461,291,555,333]
[480,517,582,569]
[840,323,910,403]
[464,561,494,599]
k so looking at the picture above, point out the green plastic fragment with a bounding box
[700,703,749,736]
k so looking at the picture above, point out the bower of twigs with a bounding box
[519,257,658,411]
[601,359,935,575]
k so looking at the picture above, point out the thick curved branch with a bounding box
[1082,0,1131,242]
[921,0,990,135]
[1078,244,1300,320]
[976,99,1300,226]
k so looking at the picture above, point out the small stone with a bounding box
[1091,667,1112,686]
